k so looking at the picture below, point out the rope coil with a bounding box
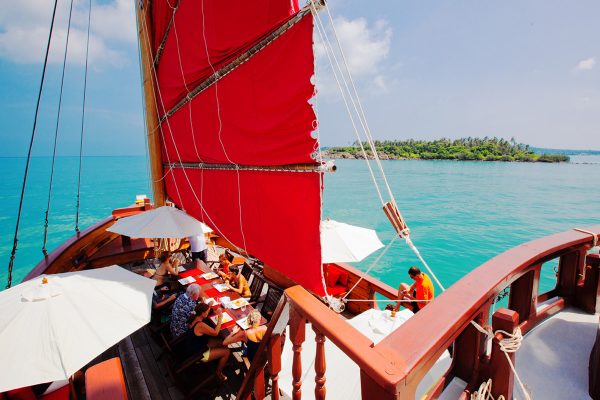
[470,321,532,400]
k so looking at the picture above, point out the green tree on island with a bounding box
[325,138,569,163]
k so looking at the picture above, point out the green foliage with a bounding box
[326,138,569,163]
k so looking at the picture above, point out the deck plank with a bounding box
[119,336,152,400]
[135,343,172,400]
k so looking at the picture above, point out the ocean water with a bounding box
[1,156,599,293]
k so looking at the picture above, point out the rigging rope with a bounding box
[471,379,505,400]
[574,228,598,247]
[469,321,532,400]
[138,4,248,256]
[133,1,153,198]
[342,235,398,300]
[312,1,446,296]
[310,2,385,206]
[43,0,75,255]
[6,0,60,288]
[199,0,249,255]
[75,0,92,233]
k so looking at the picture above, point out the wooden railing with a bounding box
[24,202,154,281]
[330,262,398,314]
[246,226,600,399]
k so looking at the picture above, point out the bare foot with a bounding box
[216,372,228,382]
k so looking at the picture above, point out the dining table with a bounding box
[177,266,266,336]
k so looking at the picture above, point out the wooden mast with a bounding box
[136,0,166,206]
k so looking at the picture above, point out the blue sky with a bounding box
[0,0,598,157]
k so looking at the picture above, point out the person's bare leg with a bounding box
[206,347,231,379]
[395,282,411,311]
[207,337,224,348]
[196,259,209,272]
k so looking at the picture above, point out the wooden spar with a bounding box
[382,201,410,237]
[136,0,166,206]
[164,161,337,173]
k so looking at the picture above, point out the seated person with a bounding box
[154,252,181,286]
[225,266,251,298]
[170,284,202,338]
[152,286,177,319]
[183,303,231,382]
[215,251,233,278]
[223,310,266,361]
[395,266,434,313]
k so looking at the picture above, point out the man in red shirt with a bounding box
[395,266,435,313]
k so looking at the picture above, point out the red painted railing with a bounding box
[248,226,600,399]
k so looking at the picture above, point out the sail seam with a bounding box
[164,161,335,173]
[153,0,182,68]
[158,6,312,124]
[138,4,250,255]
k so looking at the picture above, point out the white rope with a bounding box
[309,1,385,206]
[199,0,249,254]
[133,8,153,198]
[341,235,398,300]
[139,8,246,256]
[172,11,206,240]
[470,321,532,400]
[405,236,445,291]
[139,13,183,207]
[312,1,446,294]
[345,298,432,303]
[311,29,333,303]
[323,4,398,207]
[471,379,505,400]
[574,228,598,247]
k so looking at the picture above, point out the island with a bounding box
[323,138,569,163]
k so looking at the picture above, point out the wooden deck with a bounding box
[91,324,268,400]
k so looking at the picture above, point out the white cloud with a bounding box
[315,16,392,95]
[0,0,136,66]
[574,57,596,71]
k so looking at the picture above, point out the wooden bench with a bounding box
[86,357,128,400]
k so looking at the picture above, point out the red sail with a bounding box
[152,1,324,294]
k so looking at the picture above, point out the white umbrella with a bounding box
[321,219,384,263]
[107,205,209,238]
[0,266,155,392]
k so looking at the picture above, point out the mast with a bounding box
[136,0,166,207]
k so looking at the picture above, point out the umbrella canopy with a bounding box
[321,219,384,263]
[0,266,155,392]
[107,205,209,238]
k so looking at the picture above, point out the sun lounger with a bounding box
[85,357,128,400]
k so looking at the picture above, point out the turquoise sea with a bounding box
[1,156,599,293]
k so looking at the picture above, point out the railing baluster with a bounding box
[268,334,282,400]
[313,326,327,399]
[254,368,265,399]
[290,307,306,400]
[489,308,519,400]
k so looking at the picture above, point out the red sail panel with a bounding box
[150,1,175,54]
[156,0,299,112]
[165,168,324,296]
[152,2,323,294]
[159,15,316,166]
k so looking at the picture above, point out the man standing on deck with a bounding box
[188,233,208,269]
[395,266,434,313]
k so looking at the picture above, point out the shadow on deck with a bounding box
[90,325,263,400]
